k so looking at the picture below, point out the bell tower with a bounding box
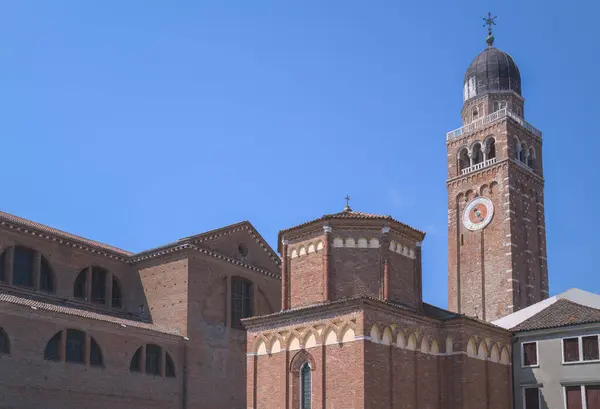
[446,15,549,322]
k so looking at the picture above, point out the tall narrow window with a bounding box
[112,276,123,308]
[0,328,10,354]
[13,246,34,287]
[146,344,161,375]
[40,257,54,292]
[65,329,85,363]
[524,388,540,409]
[472,107,479,121]
[231,277,253,329]
[90,267,107,304]
[487,138,496,160]
[527,148,535,168]
[567,386,583,409]
[301,363,312,409]
[471,143,483,165]
[522,342,538,366]
[563,337,580,362]
[458,148,470,171]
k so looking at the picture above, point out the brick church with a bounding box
[0,20,546,409]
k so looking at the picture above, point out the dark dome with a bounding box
[463,47,521,102]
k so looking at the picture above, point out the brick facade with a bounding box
[247,209,513,409]
[0,213,280,409]
[447,90,548,322]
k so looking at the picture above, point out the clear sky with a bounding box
[1,1,598,309]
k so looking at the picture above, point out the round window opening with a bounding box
[238,243,248,257]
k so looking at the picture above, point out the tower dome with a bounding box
[463,46,521,102]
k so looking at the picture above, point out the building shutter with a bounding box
[563,338,580,362]
[524,388,539,409]
[582,336,599,361]
[587,385,600,409]
[567,386,583,409]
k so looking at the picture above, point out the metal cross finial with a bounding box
[343,195,352,212]
[482,12,497,47]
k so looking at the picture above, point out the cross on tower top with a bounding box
[482,12,497,47]
[343,195,352,212]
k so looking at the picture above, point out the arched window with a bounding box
[486,138,496,160]
[130,344,176,378]
[458,148,470,171]
[519,143,528,163]
[527,147,535,168]
[514,138,522,160]
[301,362,312,409]
[231,277,253,329]
[493,100,506,112]
[0,246,55,292]
[74,267,122,308]
[472,107,479,121]
[471,143,483,165]
[44,329,103,367]
[0,328,10,354]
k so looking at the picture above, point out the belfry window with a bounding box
[74,266,122,308]
[231,277,253,329]
[458,148,470,171]
[486,138,496,160]
[527,148,535,168]
[471,143,483,165]
[472,107,479,121]
[519,144,528,163]
[0,246,55,292]
[301,362,312,409]
[493,100,506,112]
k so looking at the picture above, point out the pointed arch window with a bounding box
[0,246,54,292]
[486,138,496,160]
[458,148,470,172]
[301,362,312,409]
[471,143,483,165]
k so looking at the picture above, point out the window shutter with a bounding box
[567,386,583,409]
[563,338,580,362]
[582,336,599,361]
[524,388,539,409]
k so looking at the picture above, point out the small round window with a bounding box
[238,243,248,257]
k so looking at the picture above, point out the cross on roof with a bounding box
[483,12,497,35]
[343,195,352,212]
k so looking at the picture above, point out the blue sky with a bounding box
[1,1,598,308]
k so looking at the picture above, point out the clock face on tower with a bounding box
[463,196,494,231]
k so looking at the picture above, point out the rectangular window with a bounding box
[13,247,34,287]
[587,385,600,409]
[65,329,85,363]
[582,336,600,361]
[524,388,540,409]
[567,386,583,409]
[522,342,538,367]
[564,338,580,362]
[145,344,161,375]
[231,278,253,329]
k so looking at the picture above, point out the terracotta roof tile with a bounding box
[511,299,600,332]
[0,292,181,336]
[0,211,132,257]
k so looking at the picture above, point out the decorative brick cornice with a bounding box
[446,159,509,185]
[130,243,281,279]
[0,212,281,274]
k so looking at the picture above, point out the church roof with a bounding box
[510,299,600,332]
[278,209,425,251]
[0,290,181,336]
[463,46,521,102]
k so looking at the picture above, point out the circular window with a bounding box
[238,243,248,257]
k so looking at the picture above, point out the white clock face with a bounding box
[463,196,494,231]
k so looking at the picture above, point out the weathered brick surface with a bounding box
[447,95,548,321]
[0,218,281,409]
